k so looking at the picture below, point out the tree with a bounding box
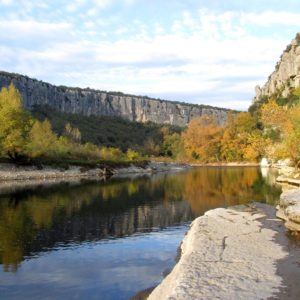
[220,112,265,162]
[220,113,242,161]
[162,132,185,159]
[63,123,81,144]
[143,138,160,156]
[0,84,32,160]
[126,148,139,161]
[182,116,223,162]
[26,119,58,158]
[261,99,291,134]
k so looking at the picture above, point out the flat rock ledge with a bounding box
[276,175,300,186]
[148,204,289,300]
[277,189,300,231]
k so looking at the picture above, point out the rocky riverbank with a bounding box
[0,161,189,182]
[148,203,300,300]
[271,165,300,232]
[277,189,300,231]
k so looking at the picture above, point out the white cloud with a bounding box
[0,20,72,46]
[0,19,71,30]
[0,8,298,110]
[242,11,300,27]
[0,0,13,5]
[93,0,113,9]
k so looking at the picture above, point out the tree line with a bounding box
[1,83,300,166]
[162,86,300,164]
[0,84,139,164]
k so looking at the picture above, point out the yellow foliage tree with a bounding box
[126,148,139,161]
[182,116,223,162]
[0,84,32,160]
[261,99,291,134]
[221,112,264,162]
[26,119,58,158]
[63,123,82,144]
[220,113,242,161]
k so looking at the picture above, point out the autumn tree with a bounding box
[220,112,265,162]
[220,113,242,161]
[182,116,223,162]
[143,138,160,156]
[0,84,32,160]
[26,119,58,158]
[126,148,139,161]
[278,101,300,164]
[260,99,291,135]
[260,99,293,160]
[63,123,82,144]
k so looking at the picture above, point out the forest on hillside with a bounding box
[1,83,300,166]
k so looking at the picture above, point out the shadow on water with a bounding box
[0,167,282,299]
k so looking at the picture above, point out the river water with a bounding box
[0,167,281,300]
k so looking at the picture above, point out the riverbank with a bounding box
[148,203,300,300]
[276,167,300,186]
[277,189,300,231]
[0,161,189,182]
[271,165,300,231]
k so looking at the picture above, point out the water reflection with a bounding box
[0,167,281,299]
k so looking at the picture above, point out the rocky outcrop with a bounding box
[277,189,300,231]
[0,71,231,126]
[149,204,291,300]
[253,33,300,102]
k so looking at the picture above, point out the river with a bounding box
[0,167,281,300]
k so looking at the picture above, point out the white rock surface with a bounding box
[280,189,300,207]
[285,205,300,223]
[148,205,287,300]
[277,189,300,231]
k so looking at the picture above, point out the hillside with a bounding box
[32,105,182,152]
[0,71,234,127]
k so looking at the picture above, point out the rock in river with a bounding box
[277,189,300,231]
[148,203,297,300]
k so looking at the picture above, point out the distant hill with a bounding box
[32,105,182,153]
[0,70,235,127]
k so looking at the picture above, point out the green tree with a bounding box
[0,84,32,160]
[162,133,185,159]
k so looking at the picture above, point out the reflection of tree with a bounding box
[0,178,191,272]
[162,167,281,215]
[0,206,35,272]
[0,168,281,272]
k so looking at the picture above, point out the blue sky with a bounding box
[0,0,300,110]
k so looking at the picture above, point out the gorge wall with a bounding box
[254,33,300,102]
[0,71,231,126]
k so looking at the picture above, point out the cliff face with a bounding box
[0,71,230,126]
[254,33,300,102]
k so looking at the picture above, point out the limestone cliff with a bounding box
[254,33,300,102]
[0,71,231,126]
